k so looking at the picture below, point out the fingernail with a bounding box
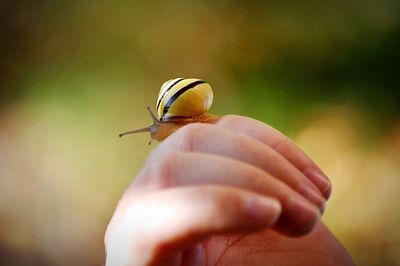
[245,196,281,224]
[298,184,325,211]
[304,169,332,199]
[320,201,326,214]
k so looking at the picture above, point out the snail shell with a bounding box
[119,78,218,143]
[157,78,213,121]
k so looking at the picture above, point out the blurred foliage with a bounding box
[0,1,399,265]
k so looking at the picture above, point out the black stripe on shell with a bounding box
[156,78,185,111]
[162,80,206,119]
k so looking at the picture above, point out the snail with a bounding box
[119,78,219,144]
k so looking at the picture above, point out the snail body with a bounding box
[119,78,218,143]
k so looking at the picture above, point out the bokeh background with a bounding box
[1,1,399,265]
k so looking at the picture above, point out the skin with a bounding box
[105,115,355,266]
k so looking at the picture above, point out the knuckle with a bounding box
[148,123,210,160]
[199,187,229,223]
[274,138,313,172]
[273,138,294,155]
[197,186,223,209]
[144,152,182,189]
[173,123,208,151]
[292,177,304,193]
[265,152,280,175]
[217,114,242,126]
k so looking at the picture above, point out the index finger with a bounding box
[216,115,332,199]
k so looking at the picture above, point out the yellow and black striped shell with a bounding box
[119,78,217,143]
[156,78,213,121]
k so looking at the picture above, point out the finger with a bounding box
[105,186,281,266]
[216,115,332,198]
[149,123,325,210]
[139,151,320,236]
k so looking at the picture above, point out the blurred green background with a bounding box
[1,1,399,265]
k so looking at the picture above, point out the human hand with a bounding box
[105,115,353,265]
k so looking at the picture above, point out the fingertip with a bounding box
[277,195,321,237]
[304,168,332,199]
[324,185,332,199]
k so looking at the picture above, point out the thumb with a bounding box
[105,185,281,266]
